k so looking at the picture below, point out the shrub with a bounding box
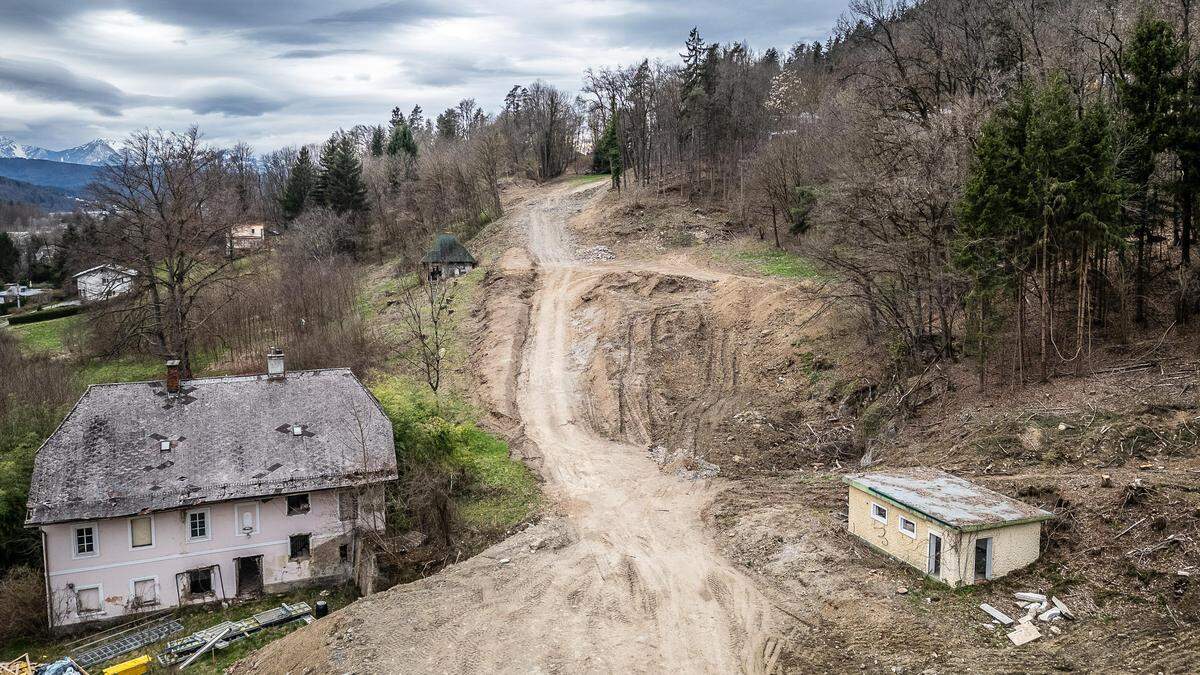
[0,566,48,642]
[6,304,80,325]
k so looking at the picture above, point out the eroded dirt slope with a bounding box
[237,182,793,673]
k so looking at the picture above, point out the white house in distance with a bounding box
[844,469,1054,586]
[227,223,270,256]
[25,351,397,629]
[73,264,137,303]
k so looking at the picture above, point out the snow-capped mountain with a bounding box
[0,136,120,165]
[0,136,32,159]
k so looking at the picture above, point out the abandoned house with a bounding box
[25,351,397,629]
[421,234,477,280]
[844,469,1053,586]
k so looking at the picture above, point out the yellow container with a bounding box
[102,655,152,675]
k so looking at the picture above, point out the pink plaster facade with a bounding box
[41,488,382,628]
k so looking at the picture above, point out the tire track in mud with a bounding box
[234,182,784,674]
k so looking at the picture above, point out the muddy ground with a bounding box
[239,179,1199,673]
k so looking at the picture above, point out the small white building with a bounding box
[227,223,269,256]
[73,264,137,303]
[25,352,397,629]
[844,469,1053,586]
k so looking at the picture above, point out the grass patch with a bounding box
[369,375,540,535]
[0,585,358,671]
[75,358,166,386]
[564,173,609,185]
[8,315,79,354]
[735,244,821,279]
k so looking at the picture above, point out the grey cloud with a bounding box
[275,49,369,59]
[176,83,288,117]
[0,57,129,116]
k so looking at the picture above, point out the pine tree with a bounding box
[594,110,622,189]
[388,122,417,158]
[370,125,385,157]
[279,146,316,222]
[0,232,19,281]
[1119,14,1183,323]
[959,78,1127,382]
[317,134,369,216]
[409,105,424,130]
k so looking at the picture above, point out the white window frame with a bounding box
[127,515,156,550]
[72,523,100,559]
[185,508,212,542]
[74,582,104,616]
[234,502,261,536]
[898,515,917,539]
[128,575,159,608]
[869,502,888,525]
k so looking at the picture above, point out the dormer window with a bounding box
[291,425,303,436]
[160,440,172,452]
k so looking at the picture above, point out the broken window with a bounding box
[339,544,349,561]
[898,516,917,538]
[286,493,310,516]
[130,516,153,548]
[289,534,311,560]
[187,509,209,541]
[76,586,101,614]
[74,525,97,557]
[870,503,888,524]
[338,491,358,521]
[132,578,157,606]
[187,568,213,596]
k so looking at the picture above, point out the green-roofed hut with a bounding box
[421,234,478,280]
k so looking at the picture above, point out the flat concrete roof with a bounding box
[844,469,1054,532]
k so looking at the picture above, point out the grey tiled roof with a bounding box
[421,234,477,264]
[844,469,1054,531]
[26,368,397,525]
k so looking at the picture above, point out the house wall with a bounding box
[41,487,384,628]
[77,271,132,303]
[846,486,1042,586]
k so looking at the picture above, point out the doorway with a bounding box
[974,537,993,582]
[235,555,263,597]
[927,533,943,577]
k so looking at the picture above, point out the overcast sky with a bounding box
[0,0,845,153]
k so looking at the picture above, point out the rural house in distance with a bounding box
[73,264,137,303]
[25,350,397,629]
[421,234,477,281]
[844,469,1053,586]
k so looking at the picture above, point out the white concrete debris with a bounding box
[998,590,1079,645]
[1037,607,1062,622]
[980,603,1014,625]
[1051,596,1075,620]
[1006,622,1042,646]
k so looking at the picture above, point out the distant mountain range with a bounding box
[0,136,120,166]
[0,175,78,211]
[0,158,100,194]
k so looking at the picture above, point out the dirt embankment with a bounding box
[240,179,1199,673]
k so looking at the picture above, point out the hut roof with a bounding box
[422,234,477,265]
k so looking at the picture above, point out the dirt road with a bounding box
[240,182,781,674]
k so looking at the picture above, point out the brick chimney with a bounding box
[165,359,181,394]
[267,348,285,379]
